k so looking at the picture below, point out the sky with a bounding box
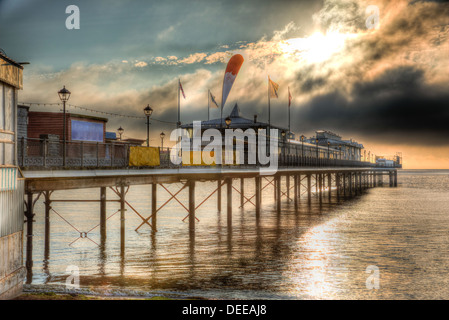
[1,0,448,169]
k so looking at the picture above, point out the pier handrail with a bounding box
[17,137,401,170]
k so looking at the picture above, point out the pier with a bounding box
[22,161,398,282]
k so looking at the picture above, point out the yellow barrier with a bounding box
[129,146,160,167]
[181,150,240,166]
[182,151,216,166]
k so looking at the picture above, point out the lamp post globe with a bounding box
[225,116,232,128]
[58,85,71,167]
[117,126,124,141]
[160,132,165,149]
[143,105,153,147]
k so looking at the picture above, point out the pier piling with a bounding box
[100,187,106,241]
[255,176,261,218]
[189,180,195,232]
[119,185,126,253]
[44,191,51,259]
[227,178,232,228]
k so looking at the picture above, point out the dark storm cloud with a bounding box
[294,66,449,146]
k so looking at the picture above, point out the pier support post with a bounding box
[294,175,298,210]
[328,173,332,201]
[373,172,377,187]
[358,172,362,194]
[119,185,126,253]
[389,172,394,187]
[394,170,398,187]
[227,178,232,228]
[25,192,34,282]
[318,173,323,202]
[100,187,107,241]
[44,191,52,259]
[255,176,261,218]
[152,183,157,231]
[307,174,312,204]
[189,180,195,232]
[240,178,245,208]
[275,175,281,213]
[217,178,222,213]
[349,172,353,196]
[335,172,341,199]
[286,175,290,201]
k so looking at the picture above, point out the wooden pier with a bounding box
[22,166,398,281]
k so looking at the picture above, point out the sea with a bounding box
[23,169,449,299]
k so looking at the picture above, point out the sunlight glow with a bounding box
[280,31,353,64]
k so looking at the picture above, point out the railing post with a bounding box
[43,138,47,167]
[111,143,115,167]
[21,137,25,166]
[81,141,84,168]
[96,142,100,167]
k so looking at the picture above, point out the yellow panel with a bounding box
[129,146,160,167]
[182,151,216,166]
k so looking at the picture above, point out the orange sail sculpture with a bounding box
[221,54,244,110]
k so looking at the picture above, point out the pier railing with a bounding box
[17,137,401,169]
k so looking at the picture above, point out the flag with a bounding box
[210,91,219,108]
[222,54,244,108]
[179,80,186,99]
[288,86,292,107]
[268,76,279,98]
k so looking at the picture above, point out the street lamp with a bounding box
[58,85,71,166]
[339,145,342,160]
[225,116,232,128]
[300,135,305,158]
[143,104,153,147]
[281,131,286,162]
[117,126,124,141]
[327,141,330,159]
[315,138,319,159]
[160,132,165,149]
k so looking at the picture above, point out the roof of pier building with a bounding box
[181,104,288,132]
[304,130,364,149]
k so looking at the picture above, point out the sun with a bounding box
[280,31,353,64]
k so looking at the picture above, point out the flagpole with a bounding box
[288,87,291,135]
[268,76,271,135]
[220,98,223,129]
[208,89,210,121]
[177,78,180,129]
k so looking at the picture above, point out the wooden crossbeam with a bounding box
[241,177,275,207]
[135,183,188,231]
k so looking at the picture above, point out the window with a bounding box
[0,83,16,166]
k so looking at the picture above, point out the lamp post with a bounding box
[117,126,124,141]
[58,85,71,167]
[339,145,342,160]
[160,132,165,150]
[315,138,319,159]
[281,131,286,163]
[300,135,305,158]
[143,104,153,147]
[327,141,330,159]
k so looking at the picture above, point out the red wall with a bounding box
[27,112,106,142]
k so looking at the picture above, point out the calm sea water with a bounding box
[24,170,449,299]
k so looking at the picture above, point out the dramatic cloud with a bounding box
[10,0,449,167]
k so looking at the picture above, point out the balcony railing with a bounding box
[17,137,401,169]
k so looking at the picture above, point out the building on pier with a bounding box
[181,103,289,138]
[304,130,364,161]
[0,50,26,300]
